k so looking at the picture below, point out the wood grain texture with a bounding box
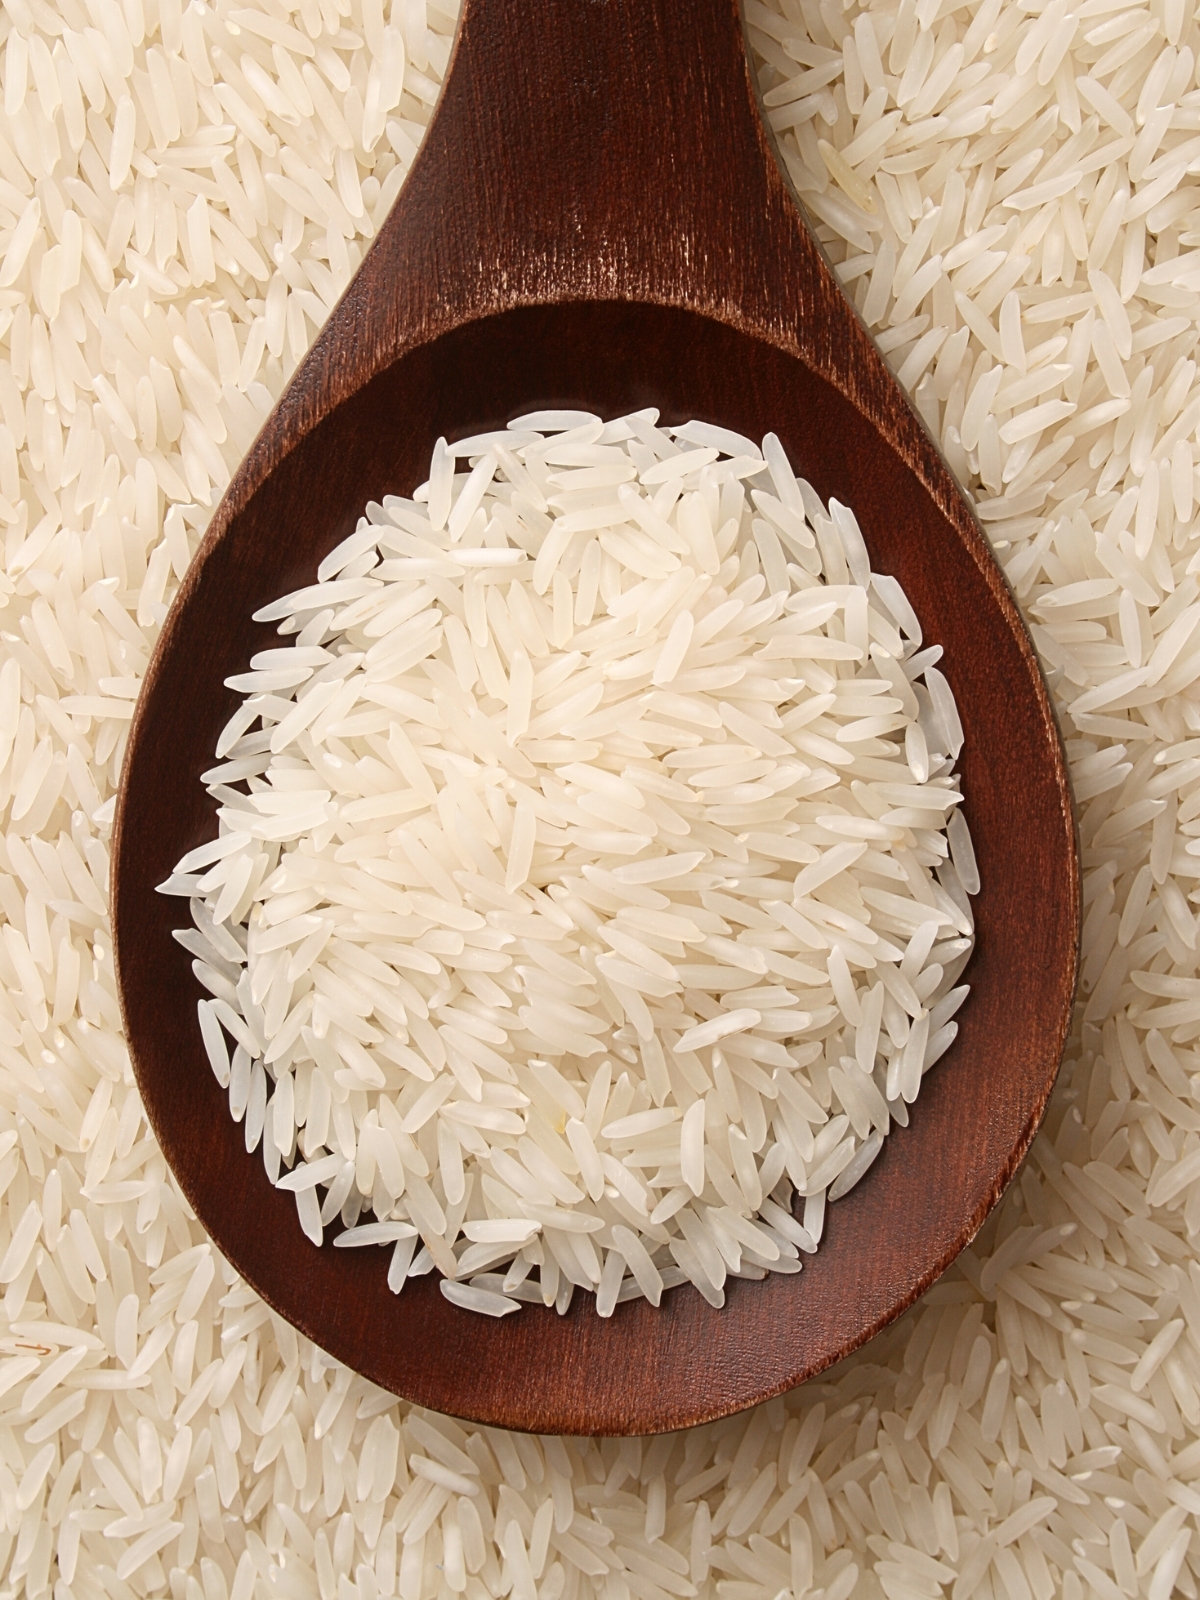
[112,0,1080,1435]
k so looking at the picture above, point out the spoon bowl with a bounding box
[112,0,1079,1435]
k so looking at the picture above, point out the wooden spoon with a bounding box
[112,0,1079,1435]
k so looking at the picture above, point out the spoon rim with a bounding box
[113,291,1080,1435]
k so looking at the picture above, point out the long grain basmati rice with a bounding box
[163,418,976,1314]
[1,0,1200,1591]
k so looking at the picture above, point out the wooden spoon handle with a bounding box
[291,0,852,430]
[405,0,807,311]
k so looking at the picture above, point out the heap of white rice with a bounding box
[3,0,1200,1590]
[162,414,975,1315]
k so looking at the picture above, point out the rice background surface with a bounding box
[1,0,1199,1596]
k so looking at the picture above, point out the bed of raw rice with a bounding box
[1,0,1200,1591]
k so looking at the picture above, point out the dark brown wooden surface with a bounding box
[112,0,1080,1435]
